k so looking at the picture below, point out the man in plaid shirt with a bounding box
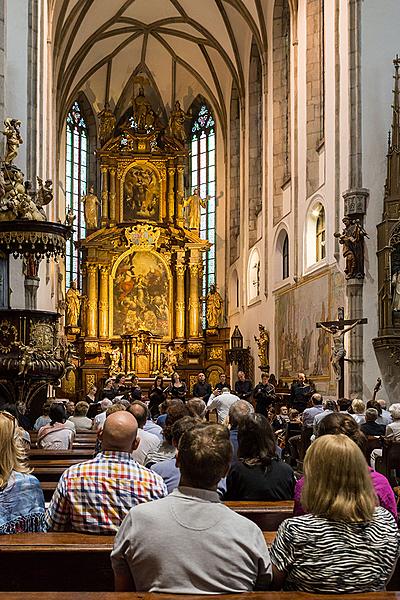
[45,411,167,533]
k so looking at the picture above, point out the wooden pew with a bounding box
[28,449,94,460]
[225,501,294,530]
[0,593,398,600]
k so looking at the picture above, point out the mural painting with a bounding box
[123,165,160,221]
[113,251,169,337]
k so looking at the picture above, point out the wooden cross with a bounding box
[316,307,367,398]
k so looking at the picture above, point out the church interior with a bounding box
[1,0,400,595]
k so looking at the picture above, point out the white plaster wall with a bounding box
[360,0,400,403]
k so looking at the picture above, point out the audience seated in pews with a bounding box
[228,399,254,463]
[148,375,166,419]
[129,401,160,465]
[45,411,167,533]
[293,412,397,518]
[0,411,45,533]
[361,408,386,437]
[225,413,295,501]
[144,401,189,467]
[313,398,338,436]
[69,401,93,431]
[206,386,240,423]
[143,410,163,440]
[111,423,272,593]
[92,399,113,431]
[186,397,207,420]
[1,403,31,449]
[270,433,399,593]
[351,398,366,425]
[302,393,323,428]
[37,404,75,450]
[377,398,393,425]
[370,403,400,469]
[65,401,76,421]
[33,401,51,431]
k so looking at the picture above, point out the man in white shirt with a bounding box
[92,399,113,431]
[206,387,240,423]
[111,423,272,593]
[128,401,160,465]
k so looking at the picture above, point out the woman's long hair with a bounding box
[0,412,30,488]
[301,434,376,523]
[237,413,277,468]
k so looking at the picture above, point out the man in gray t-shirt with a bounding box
[111,423,272,594]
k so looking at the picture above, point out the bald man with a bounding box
[45,411,167,533]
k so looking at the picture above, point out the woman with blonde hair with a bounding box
[0,411,45,533]
[351,398,366,425]
[271,434,399,592]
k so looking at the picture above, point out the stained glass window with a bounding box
[190,103,216,327]
[316,205,326,262]
[282,233,289,279]
[65,101,88,289]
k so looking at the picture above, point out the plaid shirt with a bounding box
[45,450,168,534]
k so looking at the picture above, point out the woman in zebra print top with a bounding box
[271,434,399,593]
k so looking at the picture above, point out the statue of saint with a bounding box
[392,270,400,311]
[168,101,187,146]
[206,284,223,329]
[132,87,153,131]
[163,343,185,375]
[65,281,82,328]
[334,217,368,279]
[3,118,23,164]
[109,348,122,376]
[318,320,361,380]
[81,185,100,230]
[97,103,116,146]
[254,324,270,368]
[183,188,209,231]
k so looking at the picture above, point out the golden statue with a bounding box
[97,103,116,146]
[81,185,100,230]
[254,324,270,368]
[109,347,122,376]
[168,100,187,147]
[3,118,23,164]
[65,281,82,328]
[206,284,223,329]
[163,343,185,375]
[132,87,153,131]
[183,188,209,231]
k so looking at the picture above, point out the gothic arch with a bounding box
[248,37,263,248]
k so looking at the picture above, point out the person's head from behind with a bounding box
[128,400,148,429]
[365,408,379,423]
[377,399,387,410]
[351,398,365,415]
[74,401,89,417]
[164,401,189,443]
[100,411,138,453]
[0,411,29,486]
[237,413,276,466]
[318,412,366,453]
[301,434,376,523]
[389,403,400,422]
[49,403,67,425]
[367,400,382,416]
[177,423,231,490]
[338,397,352,412]
[289,408,299,421]
[171,416,200,448]
[186,397,206,419]
[100,398,112,412]
[323,399,338,412]
[106,403,126,417]
[229,399,254,429]
[42,402,51,416]
[311,393,323,406]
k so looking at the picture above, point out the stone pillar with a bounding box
[175,251,186,339]
[346,279,364,397]
[176,159,184,227]
[188,249,201,338]
[86,264,98,338]
[109,167,117,223]
[168,160,175,222]
[101,166,109,224]
[98,265,109,339]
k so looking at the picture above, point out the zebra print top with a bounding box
[270,507,400,593]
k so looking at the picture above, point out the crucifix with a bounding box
[316,307,367,398]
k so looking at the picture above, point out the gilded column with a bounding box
[101,166,109,224]
[175,251,186,339]
[188,248,201,338]
[176,159,184,227]
[168,160,175,222]
[98,265,109,339]
[109,168,117,223]
[87,264,98,338]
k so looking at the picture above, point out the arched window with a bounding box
[230,82,240,264]
[65,101,88,289]
[249,39,263,247]
[282,233,289,279]
[248,248,261,303]
[190,102,216,323]
[316,206,326,262]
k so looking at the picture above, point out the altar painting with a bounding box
[113,251,169,337]
[123,165,160,222]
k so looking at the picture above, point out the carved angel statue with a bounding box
[254,324,270,369]
[109,348,122,376]
[163,343,185,375]
[97,103,116,146]
[36,177,53,208]
[65,281,82,328]
[168,100,187,146]
[183,188,209,231]
[3,118,23,164]
[80,185,100,229]
[206,284,223,329]
[334,217,368,279]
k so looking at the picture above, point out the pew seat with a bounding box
[0,595,399,600]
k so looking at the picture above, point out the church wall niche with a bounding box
[248,38,263,249]
[229,82,240,264]
[273,0,291,225]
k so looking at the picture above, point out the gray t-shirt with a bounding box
[111,486,271,594]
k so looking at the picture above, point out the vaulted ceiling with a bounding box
[50,0,271,135]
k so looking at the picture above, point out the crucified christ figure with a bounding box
[318,320,361,380]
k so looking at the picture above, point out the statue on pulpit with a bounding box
[65,281,82,328]
[183,188,209,231]
[81,185,100,230]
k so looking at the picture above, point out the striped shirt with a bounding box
[270,507,400,593]
[45,450,167,533]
